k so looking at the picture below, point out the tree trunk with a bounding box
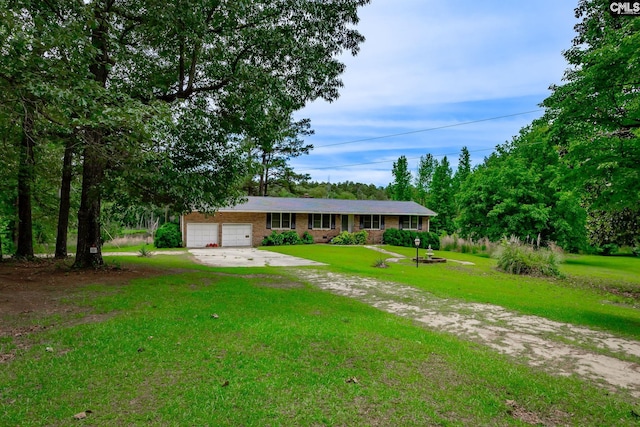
[55,138,74,258]
[73,4,110,268]
[15,106,35,259]
[73,131,105,268]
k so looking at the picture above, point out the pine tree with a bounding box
[429,156,454,234]
[390,156,413,201]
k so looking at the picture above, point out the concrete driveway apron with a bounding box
[189,248,326,267]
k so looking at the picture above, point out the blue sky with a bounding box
[291,0,579,187]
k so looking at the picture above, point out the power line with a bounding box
[314,109,544,148]
[302,147,498,171]
[299,109,545,171]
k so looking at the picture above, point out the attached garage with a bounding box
[221,224,252,247]
[186,223,218,248]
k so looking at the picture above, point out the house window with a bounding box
[401,215,419,230]
[362,215,381,230]
[312,213,332,229]
[269,213,294,229]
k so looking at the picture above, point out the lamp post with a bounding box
[414,237,421,268]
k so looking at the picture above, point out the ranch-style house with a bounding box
[181,197,437,248]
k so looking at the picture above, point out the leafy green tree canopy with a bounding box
[543,0,640,211]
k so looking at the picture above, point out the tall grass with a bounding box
[103,234,153,249]
[494,236,564,277]
[440,234,497,257]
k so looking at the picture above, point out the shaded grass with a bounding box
[1,268,637,426]
[265,245,640,340]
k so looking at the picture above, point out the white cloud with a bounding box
[292,0,578,187]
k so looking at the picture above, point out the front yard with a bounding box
[1,248,639,425]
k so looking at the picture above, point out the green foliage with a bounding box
[428,156,455,234]
[261,230,304,246]
[2,0,371,267]
[414,153,435,207]
[585,207,640,248]
[390,155,413,201]
[353,230,368,245]
[372,258,388,268]
[243,117,313,196]
[542,0,640,212]
[331,230,368,245]
[331,231,354,245]
[154,223,182,249]
[281,231,301,246]
[494,237,563,277]
[296,181,388,200]
[599,243,619,256]
[262,231,284,246]
[456,122,587,252]
[301,231,314,245]
[137,245,152,258]
[383,228,440,250]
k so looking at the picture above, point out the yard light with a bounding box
[414,237,420,268]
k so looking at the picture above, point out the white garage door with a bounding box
[186,223,218,248]
[222,224,252,247]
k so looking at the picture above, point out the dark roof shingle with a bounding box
[220,197,437,216]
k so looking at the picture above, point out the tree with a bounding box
[3,0,370,267]
[244,116,313,196]
[390,155,413,201]
[542,0,640,211]
[456,122,586,251]
[428,156,454,234]
[453,146,471,194]
[54,137,76,259]
[414,153,435,206]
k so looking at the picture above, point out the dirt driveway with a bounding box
[293,266,640,398]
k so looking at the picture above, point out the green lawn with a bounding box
[1,250,639,425]
[266,245,640,341]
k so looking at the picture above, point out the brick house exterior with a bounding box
[180,197,437,248]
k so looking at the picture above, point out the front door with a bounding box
[341,215,354,232]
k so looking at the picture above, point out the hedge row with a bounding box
[261,230,314,246]
[383,228,440,250]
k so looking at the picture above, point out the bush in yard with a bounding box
[331,230,368,245]
[261,231,304,246]
[383,229,440,250]
[331,231,353,245]
[494,237,563,277]
[281,231,302,245]
[154,222,182,248]
[262,231,284,246]
[302,231,314,245]
[353,230,368,245]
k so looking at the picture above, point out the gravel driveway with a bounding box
[292,250,640,399]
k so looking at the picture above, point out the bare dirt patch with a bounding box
[294,269,640,398]
[0,259,164,362]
